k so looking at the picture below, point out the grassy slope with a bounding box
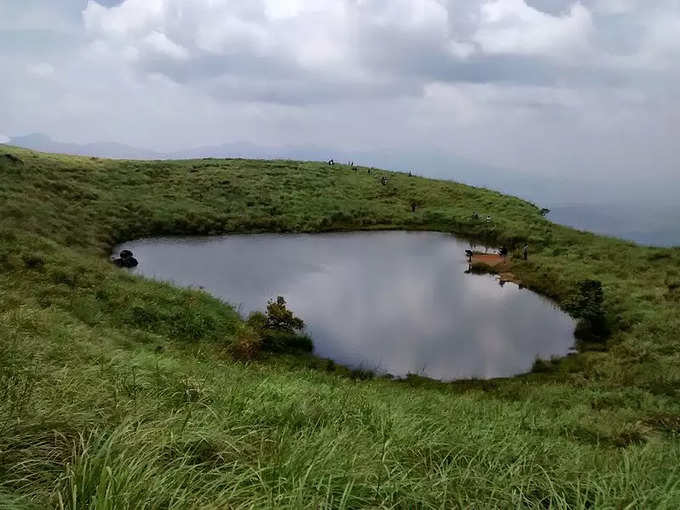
[1,145,679,509]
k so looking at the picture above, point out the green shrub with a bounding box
[264,296,304,334]
[260,330,313,353]
[349,368,375,380]
[170,309,216,341]
[245,298,312,353]
[565,279,610,341]
[230,326,262,361]
[246,310,267,331]
[531,357,553,373]
[22,254,45,269]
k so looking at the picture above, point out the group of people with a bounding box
[327,158,399,184]
[327,159,417,180]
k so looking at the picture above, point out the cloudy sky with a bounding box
[1,0,679,205]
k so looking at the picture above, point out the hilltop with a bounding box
[1,146,679,508]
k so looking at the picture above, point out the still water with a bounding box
[116,231,575,380]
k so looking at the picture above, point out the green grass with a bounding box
[1,145,679,508]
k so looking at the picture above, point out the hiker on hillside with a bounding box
[523,244,529,260]
[328,159,334,166]
[381,176,388,186]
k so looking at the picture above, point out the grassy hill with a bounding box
[1,145,679,509]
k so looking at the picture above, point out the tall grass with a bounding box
[1,146,679,507]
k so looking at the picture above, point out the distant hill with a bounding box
[5,133,163,160]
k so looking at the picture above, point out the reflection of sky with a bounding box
[117,231,575,380]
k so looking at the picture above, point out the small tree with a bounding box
[246,297,312,353]
[265,296,304,333]
[565,279,609,341]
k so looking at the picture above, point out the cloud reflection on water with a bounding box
[118,231,574,380]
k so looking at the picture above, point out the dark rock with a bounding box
[121,256,138,268]
[113,255,138,268]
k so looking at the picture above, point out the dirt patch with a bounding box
[468,253,522,285]
[470,253,506,267]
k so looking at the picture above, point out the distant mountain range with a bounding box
[5,133,164,160]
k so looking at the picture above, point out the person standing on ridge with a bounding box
[523,244,529,260]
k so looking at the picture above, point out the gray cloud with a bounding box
[526,0,577,15]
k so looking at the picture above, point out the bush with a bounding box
[170,310,217,341]
[260,330,313,353]
[264,296,304,334]
[246,297,312,353]
[350,368,375,380]
[246,311,267,331]
[230,326,262,361]
[531,357,553,373]
[22,254,45,269]
[565,279,610,341]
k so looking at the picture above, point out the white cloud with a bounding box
[27,62,55,77]
[0,134,10,144]
[474,0,593,58]
[82,0,165,38]
[142,31,189,60]
[193,13,271,56]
